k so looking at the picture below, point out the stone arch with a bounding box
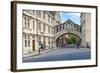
[56,33,81,41]
[55,29,81,40]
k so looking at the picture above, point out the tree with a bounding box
[67,34,79,44]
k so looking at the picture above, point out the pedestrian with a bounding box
[77,42,80,49]
[41,43,44,51]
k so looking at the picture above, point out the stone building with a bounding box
[22,10,61,55]
[22,10,91,56]
[80,13,91,48]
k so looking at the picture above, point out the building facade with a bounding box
[80,13,91,48]
[22,10,61,55]
[22,10,91,55]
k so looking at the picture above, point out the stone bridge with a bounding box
[54,19,82,47]
[55,19,81,40]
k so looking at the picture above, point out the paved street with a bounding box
[23,48,91,62]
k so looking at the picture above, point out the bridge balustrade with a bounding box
[55,23,81,33]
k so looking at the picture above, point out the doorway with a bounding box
[32,40,35,51]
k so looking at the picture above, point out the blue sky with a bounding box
[60,12,80,25]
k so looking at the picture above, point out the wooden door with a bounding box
[32,40,35,51]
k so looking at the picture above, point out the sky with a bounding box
[60,12,80,25]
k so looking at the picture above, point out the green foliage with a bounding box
[67,34,79,44]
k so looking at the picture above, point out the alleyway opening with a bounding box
[56,33,81,48]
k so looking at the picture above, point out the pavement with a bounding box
[23,48,91,62]
[23,47,58,58]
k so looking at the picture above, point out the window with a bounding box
[63,24,64,30]
[61,25,63,31]
[24,35,27,47]
[43,11,45,19]
[38,11,41,17]
[24,17,26,28]
[28,35,30,47]
[33,10,35,15]
[56,26,58,32]
[28,40,30,47]
[38,36,41,45]
[68,21,70,24]
[48,26,50,33]
[48,38,50,45]
[49,16,50,22]
[43,37,46,46]
[48,15,50,22]
[66,24,67,28]
[25,40,27,47]
[51,18,54,24]
[43,24,45,32]
[28,18,30,29]
[60,26,61,31]
[25,35,27,39]
[38,22,41,31]
[33,20,35,30]
[51,27,54,34]
[52,41,53,44]
[24,35,31,47]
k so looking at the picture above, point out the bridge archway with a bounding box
[55,32,82,48]
[55,28,81,40]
